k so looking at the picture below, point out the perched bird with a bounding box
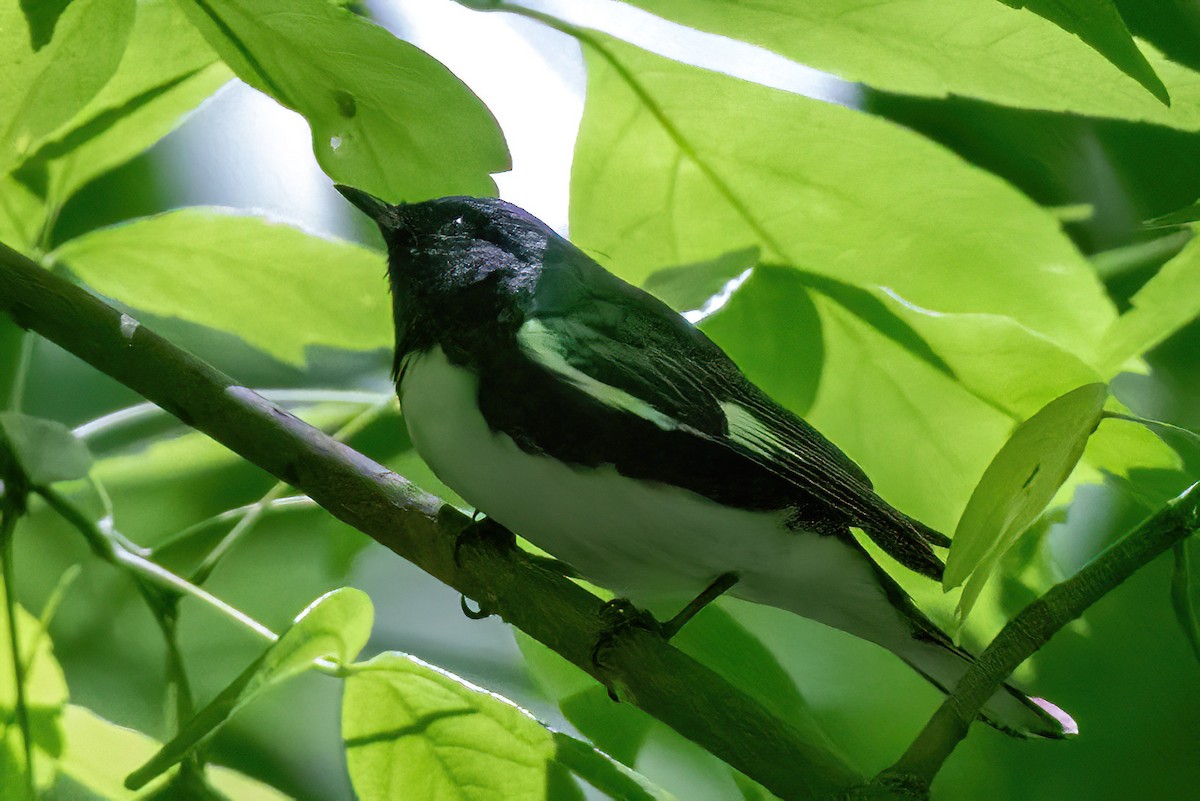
[337,186,1076,739]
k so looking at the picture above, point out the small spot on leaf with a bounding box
[334,89,357,118]
[1021,463,1041,490]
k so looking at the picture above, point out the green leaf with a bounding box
[1096,234,1200,375]
[641,248,758,313]
[514,631,651,765]
[695,266,825,417]
[1,589,68,794]
[550,732,676,801]
[945,384,1109,619]
[125,588,372,789]
[343,652,668,801]
[56,705,291,799]
[50,209,392,365]
[615,0,1200,129]
[994,0,1167,104]
[172,0,509,200]
[20,0,232,208]
[0,0,136,175]
[861,290,1105,419]
[343,651,556,801]
[0,175,45,253]
[0,412,93,486]
[571,36,1115,358]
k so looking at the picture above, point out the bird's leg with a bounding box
[591,572,739,700]
[658,572,739,640]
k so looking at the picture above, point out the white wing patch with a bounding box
[720,401,786,458]
[517,320,680,431]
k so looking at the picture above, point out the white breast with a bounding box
[397,346,893,629]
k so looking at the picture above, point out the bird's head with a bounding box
[336,186,557,361]
[334,186,552,278]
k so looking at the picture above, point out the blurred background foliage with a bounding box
[2,0,1200,799]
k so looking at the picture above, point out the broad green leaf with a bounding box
[0,0,135,175]
[616,0,1200,129]
[1171,538,1200,666]
[1096,233,1200,375]
[572,36,1116,357]
[696,266,825,417]
[55,705,291,800]
[515,631,651,765]
[0,412,93,485]
[946,384,1108,619]
[126,588,372,789]
[343,652,556,801]
[22,0,231,208]
[864,292,1104,419]
[172,0,509,200]
[343,652,666,801]
[1,589,68,794]
[641,248,758,313]
[799,294,1018,596]
[994,0,1167,104]
[0,175,44,253]
[51,209,391,365]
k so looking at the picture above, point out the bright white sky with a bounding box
[160,0,852,239]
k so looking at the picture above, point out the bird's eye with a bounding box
[453,216,465,228]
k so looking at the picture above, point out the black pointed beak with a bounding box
[335,184,392,226]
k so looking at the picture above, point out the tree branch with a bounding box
[0,240,863,799]
[873,481,1200,795]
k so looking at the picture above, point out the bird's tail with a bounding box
[894,614,1077,739]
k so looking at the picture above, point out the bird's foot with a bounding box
[589,573,740,699]
[453,515,516,567]
[453,516,516,621]
[591,598,660,701]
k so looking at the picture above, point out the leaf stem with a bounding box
[7,332,35,412]
[71,389,389,442]
[0,498,35,800]
[876,481,1200,792]
[36,486,278,643]
[189,395,394,585]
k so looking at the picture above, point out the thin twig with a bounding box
[0,500,35,800]
[189,395,394,585]
[875,482,1200,793]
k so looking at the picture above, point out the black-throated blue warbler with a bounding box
[337,185,1075,739]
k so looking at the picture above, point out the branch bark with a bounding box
[873,481,1200,794]
[0,240,863,799]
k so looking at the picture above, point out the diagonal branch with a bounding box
[872,481,1200,796]
[0,240,862,800]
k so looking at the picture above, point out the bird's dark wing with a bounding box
[495,245,949,578]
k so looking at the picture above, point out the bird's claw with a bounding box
[460,594,494,620]
[590,598,662,701]
[453,515,516,567]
